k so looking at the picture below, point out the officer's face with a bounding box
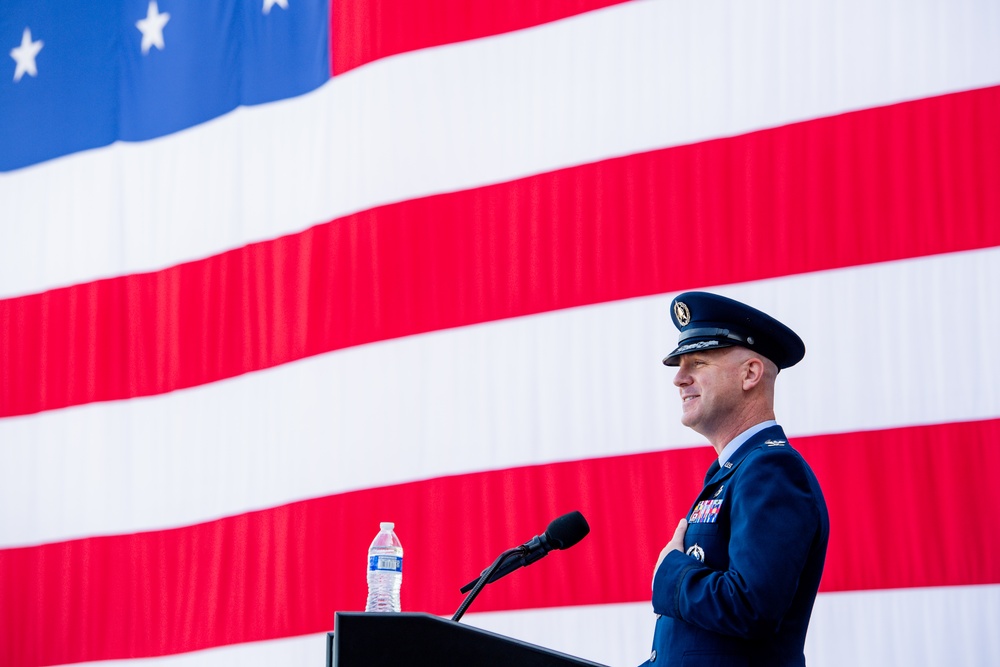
[672,347,748,439]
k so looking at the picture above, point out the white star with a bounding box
[263,0,288,15]
[136,1,171,55]
[10,27,43,83]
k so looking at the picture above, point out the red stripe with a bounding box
[330,0,632,75]
[2,85,1000,419]
[2,419,998,667]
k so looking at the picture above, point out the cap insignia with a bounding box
[674,301,691,326]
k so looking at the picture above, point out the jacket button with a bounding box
[649,649,657,662]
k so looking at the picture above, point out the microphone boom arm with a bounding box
[451,511,590,623]
[458,546,530,594]
[451,546,523,623]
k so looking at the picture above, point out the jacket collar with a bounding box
[706,423,787,486]
[718,419,776,468]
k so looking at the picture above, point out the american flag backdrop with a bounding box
[2,0,999,666]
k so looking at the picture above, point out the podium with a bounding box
[327,612,609,666]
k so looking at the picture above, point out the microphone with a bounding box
[459,511,590,594]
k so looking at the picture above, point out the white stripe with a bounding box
[2,248,998,548]
[2,0,998,299]
[63,585,1000,667]
[466,585,1000,667]
[805,585,1000,667]
[70,633,330,667]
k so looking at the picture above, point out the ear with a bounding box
[742,357,766,391]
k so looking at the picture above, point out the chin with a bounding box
[679,411,698,429]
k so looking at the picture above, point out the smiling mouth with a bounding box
[682,395,699,403]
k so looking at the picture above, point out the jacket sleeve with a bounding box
[651,447,824,639]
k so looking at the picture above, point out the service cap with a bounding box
[662,291,805,369]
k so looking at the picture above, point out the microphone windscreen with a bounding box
[545,511,590,550]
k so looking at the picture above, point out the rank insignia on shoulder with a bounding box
[765,439,787,447]
[686,543,705,563]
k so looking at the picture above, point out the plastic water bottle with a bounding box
[365,522,403,612]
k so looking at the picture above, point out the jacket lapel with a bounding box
[703,459,721,485]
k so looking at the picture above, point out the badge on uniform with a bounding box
[686,543,705,563]
[690,499,723,524]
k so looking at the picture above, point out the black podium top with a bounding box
[328,612,609,667]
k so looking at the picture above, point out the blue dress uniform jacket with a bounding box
[642,425,829,667]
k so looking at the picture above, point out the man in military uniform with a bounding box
[642,292,830,666]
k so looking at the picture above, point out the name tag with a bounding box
[690,499,723,524]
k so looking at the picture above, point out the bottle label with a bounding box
[369,555,402,573]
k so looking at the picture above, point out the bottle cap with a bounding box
[380,522,394,530]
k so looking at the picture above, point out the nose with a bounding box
[673,364,691,388]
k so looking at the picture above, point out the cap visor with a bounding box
[662,339,737,366]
